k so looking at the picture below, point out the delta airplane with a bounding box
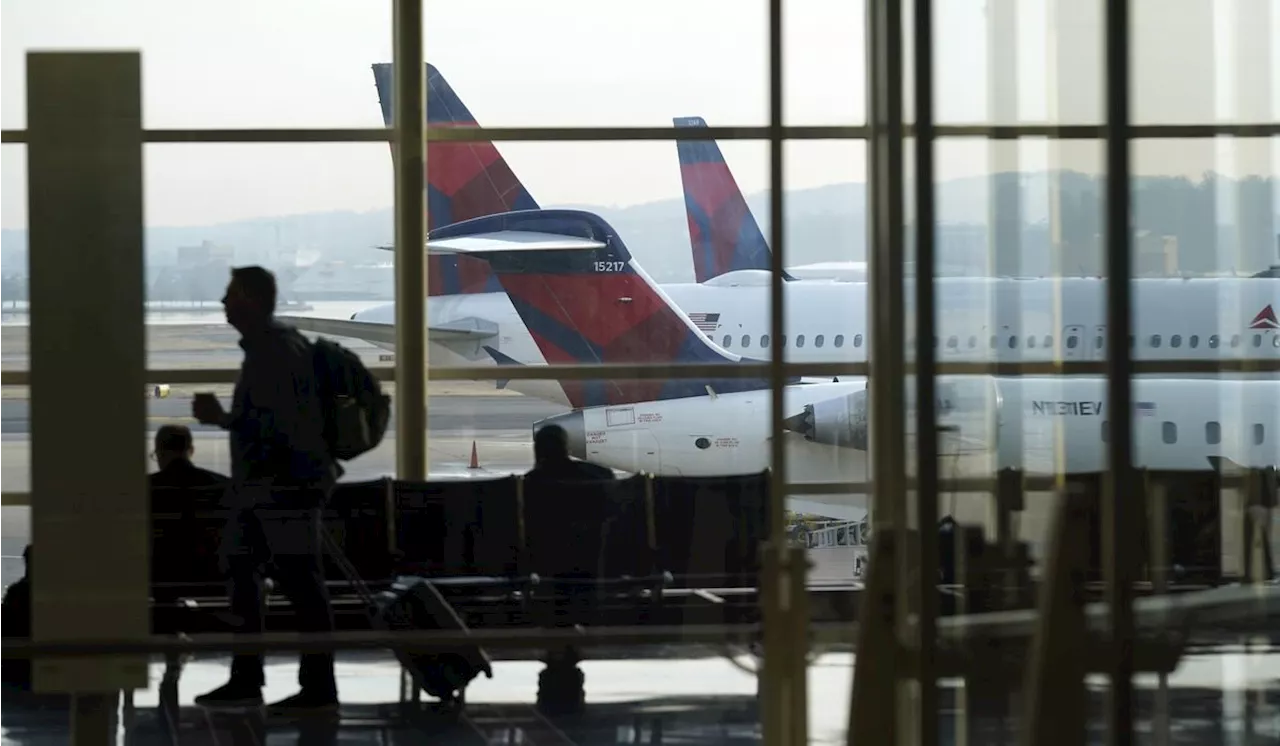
[672,115,981,281]
[672,115,869,283]
[422,209,1280,493]
[281,65,1280,409]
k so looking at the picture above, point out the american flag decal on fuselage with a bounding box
[687,312,721,334]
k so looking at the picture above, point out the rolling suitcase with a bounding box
[319,528,493,708]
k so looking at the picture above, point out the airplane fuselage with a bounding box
[352,275,1280,406]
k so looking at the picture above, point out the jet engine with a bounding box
[784,377,1002,453]
[784,387,870,450]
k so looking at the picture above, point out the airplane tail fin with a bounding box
[372,62,540,295]
[430,209,786,407]
[673,116,778,282]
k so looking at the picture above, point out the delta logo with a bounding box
[1250,304,1278,331]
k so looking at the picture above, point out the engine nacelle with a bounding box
[786,377,1002,454]
[785,387,870,450]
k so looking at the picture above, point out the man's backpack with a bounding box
[311,337,392,461]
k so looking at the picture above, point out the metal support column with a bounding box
[850,0,908,742]
[1102,0,1136,742]
[760,0,808,743]
[392,0,428,482]
[911,0,940,742]
[27,52,150,745]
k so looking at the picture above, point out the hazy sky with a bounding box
[1,0,1277,229]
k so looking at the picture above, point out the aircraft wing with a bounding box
[280,315,499,345]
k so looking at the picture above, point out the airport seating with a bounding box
[144,470,775,637]
[521,474,666,627]
[649,472,771,590]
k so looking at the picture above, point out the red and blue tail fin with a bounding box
[673,116,779,282]
[430,209,786,408]
[372,62,538,295]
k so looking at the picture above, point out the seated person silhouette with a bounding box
[149,424,227,490]
[525,424,615,482]
[2,545,32,693]
[523,424,617,584]
[149,425,227,586]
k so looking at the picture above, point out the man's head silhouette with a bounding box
[154,425,195,470]
[222,265,277,334]
[533,424,570,465]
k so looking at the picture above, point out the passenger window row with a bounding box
[1102,420,1267,446]
[1080,333,1275,351]
[721,333,865,350]
[720,329,1277,352]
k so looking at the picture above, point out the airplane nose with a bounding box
[533,410,586,460]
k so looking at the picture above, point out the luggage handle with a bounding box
[319,524,379,608]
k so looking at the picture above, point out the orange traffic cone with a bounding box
[468,440,480,469]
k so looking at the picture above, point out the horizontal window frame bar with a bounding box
[3,122,1277,145]
[3,466,1266,508]
[2,622,850,658]
[4,359,1278,387]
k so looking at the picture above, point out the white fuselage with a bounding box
[547,376,1279,481]
[351,275,1280,406]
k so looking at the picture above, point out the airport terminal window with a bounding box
[723,334,732,348]
[1066,335,1079,349]
[1162,421,1177,444]
[854,334,863,347]
[796,335,805,348]
[1255,424,1266,446]
[1150,334,1162,348]
[815,334,824,348]
[1206,421,1221,445]
[1170,334,1182,348]
[761,334,770,348]
[1209,334,1220,348]
[741,334,750,348]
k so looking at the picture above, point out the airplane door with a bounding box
[1092,325,1107,361]
[1062,324,1085,360]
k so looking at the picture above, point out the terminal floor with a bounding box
[3,647,1278,745]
